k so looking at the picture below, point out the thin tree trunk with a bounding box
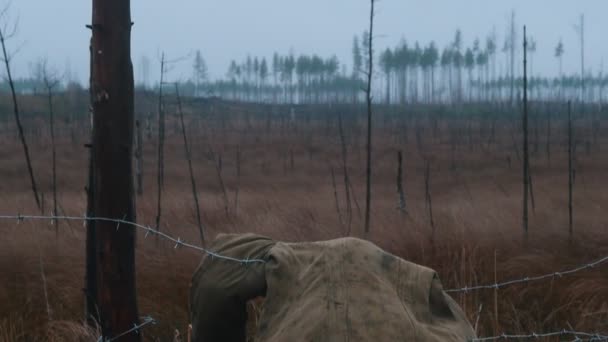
[568,101,573,239]
[546,109,551,162]
[0,26,41,210]
[234,145,241,215]
[528,171,536,213]
[210,148,230,218]
[44,78,58,228]
[338,112,353,234]
[396,150,406,212]
[330,166,343,226]
[155,54,166,231]
[522,26,530,237]
[175,84,205,245]
[364,0,376,234]
[88,0,140,339]
[425,160,435,241]
[38,250,52,321]
[135,119,143,196]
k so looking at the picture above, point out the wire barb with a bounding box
[0,214,266,264]
[446,255,608,293]
[470,330,608,341]
[99,315,157,342]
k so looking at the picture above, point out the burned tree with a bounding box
[338,111,354,234]
[568,101,574,239]
[0,7,41,210]
[135,119,143,196]
[86,0,140,340]
[396,150,406,212]
[522,26,530,237]
[364,0,376,234]
[155,53,166,230]
[175,83,205,245]
[40,60,60,225]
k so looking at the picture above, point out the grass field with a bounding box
[0,100,607,341]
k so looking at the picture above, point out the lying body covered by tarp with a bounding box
[190,234,476,342]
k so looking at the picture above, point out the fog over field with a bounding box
[11,0,608,83]
[1,1,608,341]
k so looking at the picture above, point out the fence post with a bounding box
[87,0,140,340]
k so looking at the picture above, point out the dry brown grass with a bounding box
[0,102,607,341]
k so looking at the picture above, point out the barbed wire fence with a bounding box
[97,316,157,342]
[1,213,607,341]
[471,330,608,342]
[0,214,265,264]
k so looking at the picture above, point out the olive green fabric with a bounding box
[190,234,476,342]
[190,233,275,342]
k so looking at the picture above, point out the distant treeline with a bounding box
[168,26,603,105]
[6,23,603,106]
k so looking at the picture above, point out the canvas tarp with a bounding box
[190,234,476,342]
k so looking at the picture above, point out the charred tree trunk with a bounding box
[522,26,530,237]
[364,0,376,234]
[330,166,343,226]
[568,101,573,239]
[155,54,166,230]
[0,24,41,210]
[135,119,143,196]
[546,109,551,162]
[425,160,435,241]
[234,145,241,215]
[338,112,353,234]
[43,74,59,226]
[175,84,205,245]
[87,0,140,340]
[396,150,406,212]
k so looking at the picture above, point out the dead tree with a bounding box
[546,109,552,162]
[425,160,435,241]
[234,145,241,215]
[364,0,376,234]
[155,53,166,230]
[330,165,343,226]
[528,172,536,213]
[41,61,60,224]
[0,8,41,210]
[338,111,354,233]
[575,14,585,102]
[396,150,406,212]
[175,84,205,245]
[568,101,573,239]
[86,0,140,340]
[135,119,143,196]
[522,26,530,237]
[207,147,230,218]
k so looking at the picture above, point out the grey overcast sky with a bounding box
[9,0,607,84]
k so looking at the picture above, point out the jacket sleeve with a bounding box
[190,233,276,342]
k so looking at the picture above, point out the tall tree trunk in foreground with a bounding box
[87,0,140,340]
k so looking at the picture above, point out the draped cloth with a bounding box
[190,234,476,342]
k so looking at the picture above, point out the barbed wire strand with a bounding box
[471,330,608,341]
[96,316,156,342]
[2,215,608,341]
[0,214,266,264]
[2,214,607,291]
[446,255,608,293]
